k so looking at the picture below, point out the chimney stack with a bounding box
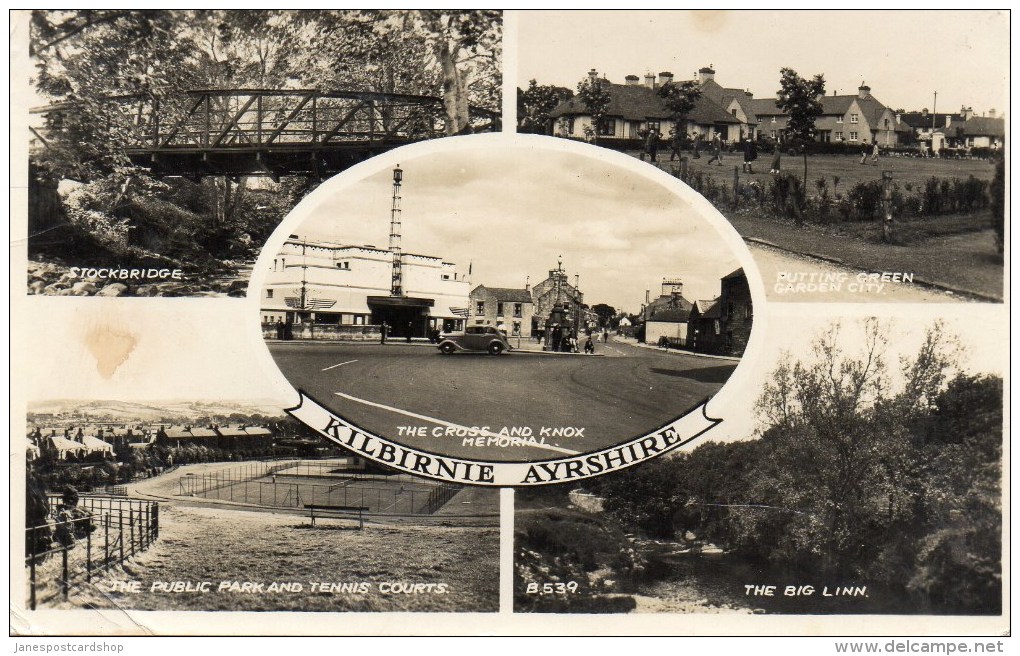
[645,290,651,305]
[989,108,996,118]
[644,72,656,89]
[658,71,673,86]
[961,106,974,120]
[698,66,715,83]
[588,68,598,84]
[625,74,640,86]
[858,82,871,99]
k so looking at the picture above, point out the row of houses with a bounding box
[27,424,275,460]
[639,268,751,357]
[547,66,1004,149]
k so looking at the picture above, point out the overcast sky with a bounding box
[704,306,1008,445]
[293,140,745,313]
[516,10,1009,116]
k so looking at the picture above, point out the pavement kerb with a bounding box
[743,237,1002,302]
[612,338,742,362]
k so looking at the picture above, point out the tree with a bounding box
[590,303,616,327]
[518,80,572,134]
[575,70,611,143]
[775,67,825,221]
[657,79,702,142]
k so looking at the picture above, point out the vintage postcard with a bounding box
[10,9,1009,641]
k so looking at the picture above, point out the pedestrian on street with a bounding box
[551,324,562,352]
[707,133,723,165]
[406,321,413,343]
[603,329,608,344]
[380,322,387,345]
[584,335,595,354]
[692,133,702,159]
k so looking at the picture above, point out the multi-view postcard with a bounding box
[10,9,1009,641]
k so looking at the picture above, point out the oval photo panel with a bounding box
[252,134,764,485]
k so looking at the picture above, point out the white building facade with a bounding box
[261,238,471,339]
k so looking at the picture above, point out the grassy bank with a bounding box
[60,503,499,612]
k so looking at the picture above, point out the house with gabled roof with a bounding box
[548,68,742,143]
[688,298,722,354]
[752,83,907,146]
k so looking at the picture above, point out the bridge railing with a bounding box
[109,89,497,151]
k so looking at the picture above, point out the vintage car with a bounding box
[437,326,513,355]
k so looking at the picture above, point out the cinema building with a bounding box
[260,237,471,340]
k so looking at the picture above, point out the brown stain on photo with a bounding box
[84,323,138,378]
[688,10,728,33]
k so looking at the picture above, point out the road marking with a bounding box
[333,391,581,456]
[322,360,358,371]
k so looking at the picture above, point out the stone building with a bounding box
[468,285,535,337]
[719,268,752,356]
[531,261,586,335]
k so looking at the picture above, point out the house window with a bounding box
[835,131,843,140]
[442,274,450,280]
[497,302,505,316]
[770,130,777,139]
[513,303,523,317]
[850,113,859,124]
[771,116,777,123]
[836,116,843,123]
[336,261,349,270]
[646,120,660,133]
[475,301,485,316]
[884,118,890,129]
[599,118,616,136]
[731,108,737,116]
[849,131,858,141]
[266,289,274,299]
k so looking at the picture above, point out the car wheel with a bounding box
[488,342,504,356]
[440,342,456,355]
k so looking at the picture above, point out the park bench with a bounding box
[304,504,370,530]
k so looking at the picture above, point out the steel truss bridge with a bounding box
[33,89,500,180]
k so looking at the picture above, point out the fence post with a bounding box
[881,170,894,242]
[153,504,159,540]
[86,527,92,583]
[104,513,110,567]
[119,508,124,562]
[61,545,69,601]
[29,528,37,610]
[130,509,136,555]
[732,165,740,209]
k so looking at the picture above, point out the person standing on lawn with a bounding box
[645,128,660,163]
[706,132,723,165]
[769,143,782,174]
[870,139,881,164]
[742,137,758,173]
[669,128,684,161]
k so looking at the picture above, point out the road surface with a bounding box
[269,340,736,462]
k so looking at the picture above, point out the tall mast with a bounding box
[390,165,404,296]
